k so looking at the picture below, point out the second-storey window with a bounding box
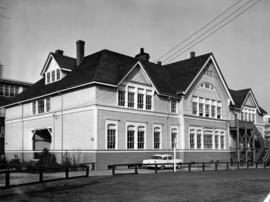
[38,99,44,113]
[137,88,144,109]
[51,70,55,82]
[118,90,125,106]
[46,97,50,112]
[192,97,198,115]
[47,72,50,84]
[32,101,36,114]
[171,99,177,113]
[128,87,135,108]
[56,69,61,80]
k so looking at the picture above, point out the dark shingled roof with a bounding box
[229,88,267,114]
[7,49,213,106]
[51,52,76,71]
[163,53,212,93]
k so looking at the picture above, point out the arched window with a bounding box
[154,127,161,149]
[107,124,116,149]
[137,126,145,149]
[127,126,135,149]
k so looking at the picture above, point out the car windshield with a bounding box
[151,155,162,159]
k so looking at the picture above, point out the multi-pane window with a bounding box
[15,86,19,95]
[56,69,61,80]
[205,99,210,117]
[192,101,198,115]
[220,134,225,149]
[154,127,160,149]
[137,88,144,109]
[215,134,219,149]
[51,70,55,82]
[203,132,213,149]
[38,99,45,113]
[171,99,177,113]
[32,101,36,114]
[33,97,50,114]
[47,72,51,84]
[217,101,222,119]
[118,90,125,106]
[190,130,195,149]
[137,127,145,149]
[127,126,135,149]
[107,124,116,149]
[4,85,9,96]
[197,130,202,149]
[146,90,152,110]
[10,86,14,96]
[199,103,204,116]
[46,97,50,112]
[171,129,177,149]
[128,87,135,108]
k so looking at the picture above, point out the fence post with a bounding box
[39,169,43,182]
[135,164,138,174]
[112,165,115,175]
[237,162,240,170]
[188,163,191,172]
[155,164,158,174]
[202,163,205,171]
[86,166,89,177]
[226,162,229,170]
[255,162,258,168]
[215,162,218,171]
[246,162,249,169]
[91,163,95,171]
[5,170,10,187]
[65,167,69,178]
[264,162,266,169]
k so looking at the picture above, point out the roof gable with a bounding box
[244,94,256,107]
[122,64,151,86]
[40,53,76,76]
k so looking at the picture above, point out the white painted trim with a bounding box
[240,90,262,114]
[170,125,179,149]
[152,124,162,149]
[105,120,118,150]
[184,114,230,123]
[184,55,235,105]
[40,54,53,76]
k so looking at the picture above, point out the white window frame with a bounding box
[105,120,118,150]
[170,99,177,113]
[125,122,146,150]
[117,82,154,111]
[153,124,162,149]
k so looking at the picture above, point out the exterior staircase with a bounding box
[253,125,270,162]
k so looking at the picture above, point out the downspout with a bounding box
[57,92,64,163]
[20,102,24,163]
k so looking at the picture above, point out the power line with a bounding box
[154,0,243,62]
[162,0,255,64]
[164,0,262,64]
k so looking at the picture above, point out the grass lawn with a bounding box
[1,169,270,202]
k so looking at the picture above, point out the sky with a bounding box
[0,0,270,112]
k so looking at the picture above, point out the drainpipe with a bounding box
[20,102,24,163]
[57,92,64,163]
[235,113,240,162]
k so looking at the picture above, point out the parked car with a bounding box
[142,154,183,169]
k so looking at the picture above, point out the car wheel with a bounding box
[160,165,165,170]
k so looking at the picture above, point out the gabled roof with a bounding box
[40,52,76,76]
[229,88,267,114]
[163,53,212,93]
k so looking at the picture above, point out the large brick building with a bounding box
[4,41,269,170]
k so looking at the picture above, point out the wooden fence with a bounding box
[0,163,95,188]
[109,161,269,175]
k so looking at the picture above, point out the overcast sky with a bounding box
[0,0,269,112]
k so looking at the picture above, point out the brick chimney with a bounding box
[55,49,64,55]
[76,40,85,66]
[190,51,195,58]
[135,48,150,62]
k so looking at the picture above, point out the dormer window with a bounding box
[46,69,62,84]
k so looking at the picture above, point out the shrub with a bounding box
[62,151,72,166]
[38,148,58,169]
